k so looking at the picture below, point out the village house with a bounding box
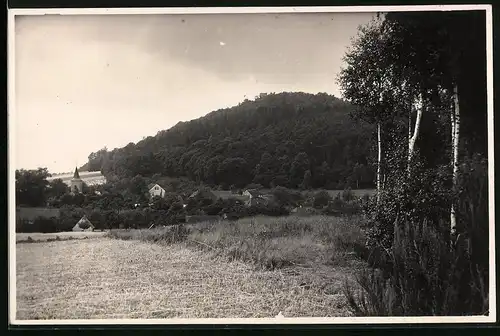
[148,183,166,199]
[242,189,274,207]
[72,215,95,232]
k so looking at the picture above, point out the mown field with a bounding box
[16,231,107,243]
[15,215,367,320]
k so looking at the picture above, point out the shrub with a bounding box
[247,203,290,217]
[167,202,187,224]
[16,217,59,233]
[320,193,362,217]
[343,155,489,316]
[341,188,356,203]
[364,161,453,251]
[344,217,489,316]
[150,196,170,211]
[270,186,304,207]
[108,224,191,244]
[102,210,121,229]
[202,198,225,216]
[313,190,332,209]
[89,210,105,230]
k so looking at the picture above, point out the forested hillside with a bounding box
[82,92,376,190]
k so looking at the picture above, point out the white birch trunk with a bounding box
[377,122,382,206]
[408,106,412,160]
[450,84,460,237]
[408,94,423,167]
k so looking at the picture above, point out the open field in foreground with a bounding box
[16,237,359,320]
[16,231,107,243]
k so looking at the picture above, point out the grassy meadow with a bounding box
[16,215,366,319]
[108,215,367,270]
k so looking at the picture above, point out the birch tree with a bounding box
[407,92,423,173]
[381,11,486,237]
[338,17,395,206]
[450,85,460,236]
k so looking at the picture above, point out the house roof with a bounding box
[74,215,94,228]
[245,189,263,197]
[148,183,164,191]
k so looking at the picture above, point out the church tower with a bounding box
[70,166,83,194]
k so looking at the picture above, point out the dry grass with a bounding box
[109,215,367,270]
[16,238,356,320]
[16,231,107,243]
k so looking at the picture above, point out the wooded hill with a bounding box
[82,92,376,190]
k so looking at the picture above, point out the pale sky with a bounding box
[14,12,375,174]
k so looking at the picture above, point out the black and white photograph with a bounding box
[8,5,495,325]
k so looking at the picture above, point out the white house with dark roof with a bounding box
[148,183,166,199]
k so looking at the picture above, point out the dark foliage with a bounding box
[82,92,376,190]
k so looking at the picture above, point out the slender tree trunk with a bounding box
[377,122,382,206]
[408,93,424,171]
[408,106,412,159]
[450,84,460,237]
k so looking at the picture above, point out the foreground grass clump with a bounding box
[107,225,190,244]
[108,215,366,270]
[344,217,489,316]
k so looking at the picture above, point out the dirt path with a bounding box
[16,238,352,320]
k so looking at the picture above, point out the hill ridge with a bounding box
[81,91,376,190]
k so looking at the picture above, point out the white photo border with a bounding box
[7,4,496,326]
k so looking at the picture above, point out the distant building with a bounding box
[148,183,166,199]
[70,167,83,194]
[242,189,273,207]
[72,215,95,232]
[47,168,106,189]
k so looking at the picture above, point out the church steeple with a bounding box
[73,166,81,179]
[70,166,83,194]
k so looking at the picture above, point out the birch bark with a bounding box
[450,84,460,236]
[377,122,382,205]
[408,94,423,168]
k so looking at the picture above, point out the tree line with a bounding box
[81,92,376,190]
[15,166,366,233]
